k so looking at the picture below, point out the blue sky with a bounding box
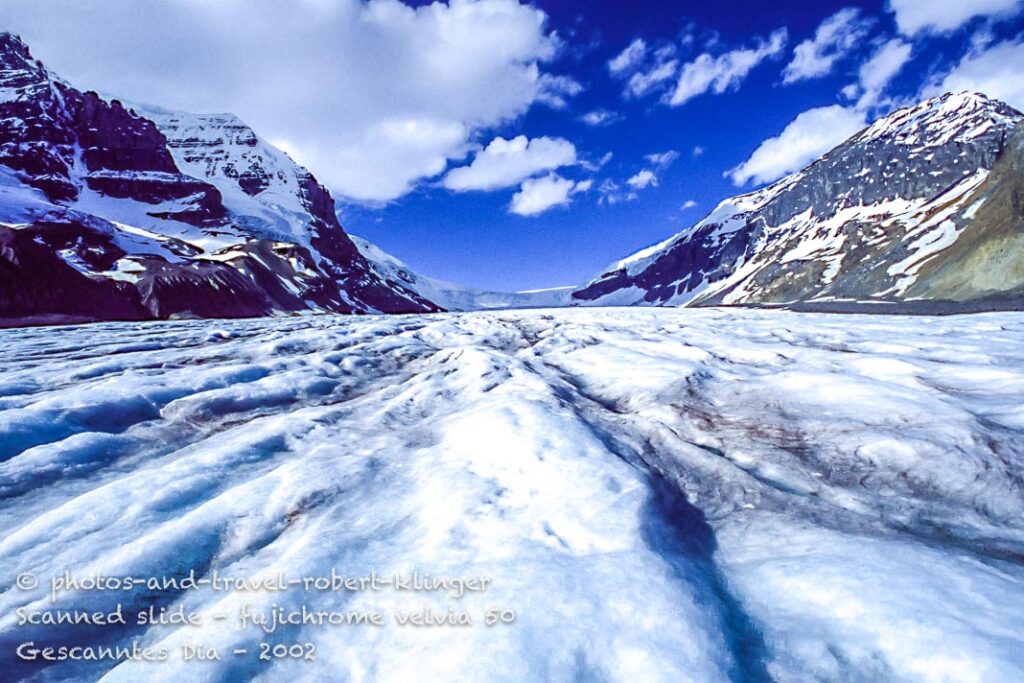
[348,0,1024,290]
[5,0,1024,290]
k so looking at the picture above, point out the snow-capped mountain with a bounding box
[573,92,1024,310]
[0,33,438,324]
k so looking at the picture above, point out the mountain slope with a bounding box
[573,93,1024,310]
[906,125,1024,303]
[0,33,438,324]
[135,103,439,314]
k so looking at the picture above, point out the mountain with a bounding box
[573,92,1024,311]
[0,33,438,325]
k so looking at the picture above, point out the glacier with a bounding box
[1,308,1023,682]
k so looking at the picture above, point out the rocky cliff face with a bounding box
[0,33,78,202]
[0,33,438,325]
[0,220,149,323]
[574,93,1024,309]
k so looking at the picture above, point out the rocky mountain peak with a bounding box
[0,33,54,101]
[574,91,1024,310]
[0,32,33,68]
[751,93,1020,226]
[855,92,1022,149]
[0,34,229,220]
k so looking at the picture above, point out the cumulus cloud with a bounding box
[1,0,578,203]
[732,33,914,189]
[596,179,634,205]
[509,174,589,216]
[925,36,1024,110]
[681,200,698,210]
[442,135,576,192]
[727,105,867,185]
[608,38,648,75]
[840,83,861,99]
[608,39,679,99]
[579,151,614,173]
[626,58,680,97]
[626,170,658,190]
[888,0,1023,36]
[669,28,788,106]
[644,150,679,167]
[536,73,585,109]
[596,150,676,205]
[856,38,913,106]
[782,8,873,84]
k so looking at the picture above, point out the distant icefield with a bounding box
[1,308,1023,682]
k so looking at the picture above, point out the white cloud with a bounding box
[509,174,588,216]
[579,151,614,172]
[969,29,998,52]
[626,169,658,190]
[606,152,676,201]
[856,39,913,106]
[783,8,873,84]
[888,0,1023,36]
[644,150,679,167]
[537,73,585,109]
[925,36,1024,110]
[626,58,679,97]
[2,0,578,203]
[596,179,636,205]
[692,145,705,157]
[611,41,679,98]
[681,200,698,210]
[727,105,867,185]
[442,135,576,192]
[669,28,788,106]
[579,109,621,127]
[596,171,662,203]
[609,38,648,75]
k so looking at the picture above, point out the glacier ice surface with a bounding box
[1,308,1022,682]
